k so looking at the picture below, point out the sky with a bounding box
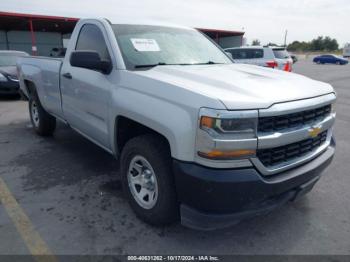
[1,0,349,46]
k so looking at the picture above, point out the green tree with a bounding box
[310,36,324,51]
[323,37,339,51]
[287,36,339,52]
[267,42,278,47]
[251,39,261,46]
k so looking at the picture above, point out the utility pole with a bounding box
[284,30,288,47]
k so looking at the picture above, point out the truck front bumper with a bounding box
[173,138,335,230]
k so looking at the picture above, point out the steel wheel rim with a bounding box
[127,155,158,209]
[31,101,40,127]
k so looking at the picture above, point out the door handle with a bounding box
[62,72,72,79]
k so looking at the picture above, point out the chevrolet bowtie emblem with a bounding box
[309,126,322,138]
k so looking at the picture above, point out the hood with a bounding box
[0,66,17,77]
[134,64,334,110]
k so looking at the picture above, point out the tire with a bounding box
[316,60,321,64]
[336,61,341,65]
[120,134,179,226]
[29,90,56,136]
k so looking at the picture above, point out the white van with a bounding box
[225,46,293,72]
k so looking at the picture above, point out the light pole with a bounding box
[284,30,288,47]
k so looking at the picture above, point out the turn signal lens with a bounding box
[200,116,214,129]
[198,149,256,160]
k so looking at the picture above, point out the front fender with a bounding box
[109,87,198,161]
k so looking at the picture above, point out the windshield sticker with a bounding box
[131,38,160,52]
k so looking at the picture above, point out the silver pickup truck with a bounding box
[18,18,336,230]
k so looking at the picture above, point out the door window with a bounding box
[228,49,263,59]
[250,49,264,58]
[272,49,290,59]
[75,24,111,62]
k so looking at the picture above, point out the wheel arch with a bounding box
[23,79,37,97]
[114,115,173,159]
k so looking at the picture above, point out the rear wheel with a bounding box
[120,134,179,226]
[29,90,56,136]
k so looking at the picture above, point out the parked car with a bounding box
[49,47,67,58]
[313,54,348,65]
[0,50,29,96]
[224,46,293,71]
[18,19,336,230]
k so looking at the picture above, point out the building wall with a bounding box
[2,31,63,56]
[0,30,7,50]
[2,28,243,55]
[218,36,242,48]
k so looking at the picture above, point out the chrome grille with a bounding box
[258,105,331,132]
[257,131,328,167]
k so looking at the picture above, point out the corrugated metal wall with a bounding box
[0,31,63,56]
[0,31,7,50]
[218,36,242,48]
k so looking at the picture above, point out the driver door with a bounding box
[61,23,114,150]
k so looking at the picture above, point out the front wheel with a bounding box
[120,134,179,226]
[29,91,56,136]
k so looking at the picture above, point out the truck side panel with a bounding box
[18,57,64,118]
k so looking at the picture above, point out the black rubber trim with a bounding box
[173,138,335,230]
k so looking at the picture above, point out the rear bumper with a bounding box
[173,138,335,230]
[0,81,20,95]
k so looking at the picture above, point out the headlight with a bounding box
[196,108,258,167]
[200,116,256,137]
[0,73,8,82]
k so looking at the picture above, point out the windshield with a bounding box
[273,49,290,59]
[0,55,20,66]
[112,24,232,70]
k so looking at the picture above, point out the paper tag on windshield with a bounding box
[131,38,160,52]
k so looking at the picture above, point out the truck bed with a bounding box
[17,56,64,118]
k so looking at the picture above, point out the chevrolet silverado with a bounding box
[17,18,336,230]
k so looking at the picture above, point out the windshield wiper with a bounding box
[189,61,225,65]
[134,62,168,68]
[134,61,225,68]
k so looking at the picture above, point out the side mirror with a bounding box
[225,51,233,60]
[70,51,112,74]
